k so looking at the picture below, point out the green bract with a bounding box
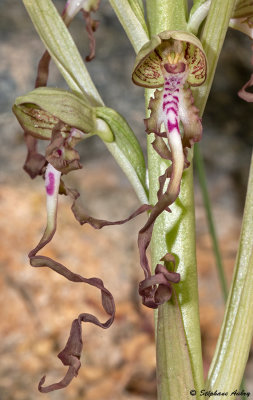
[132,30,207,88]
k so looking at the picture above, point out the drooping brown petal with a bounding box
[23,51,51,178]
[139,263,180,308]
[137,186,180,308]
[28,252,115,393]
[35,51,51,88]
[23,132,46,178]
[45,123,82,175]
[29,191,151,392]
[152,136,172,160]
[82,10,99,62]
[157,166,172,201]
[71,195,151,229]
[38,319,82,392]
[27,165,152,392]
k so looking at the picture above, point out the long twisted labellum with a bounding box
[28,161,115,392]
[27,122,152,391]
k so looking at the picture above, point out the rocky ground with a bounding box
[0,1,253,399]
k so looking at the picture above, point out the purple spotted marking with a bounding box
[46,172,55,195]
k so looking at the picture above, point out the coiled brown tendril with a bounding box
[139,256,180,309]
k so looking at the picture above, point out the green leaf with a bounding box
[96,107,148,203]
[157,290,196,400]
[14,87,96,139]
[188,0,211,35]
[134,0,145,14]
[189,0,209,19]
[108,0,149,53]
[127,0,149,36]
[23,0,102,104]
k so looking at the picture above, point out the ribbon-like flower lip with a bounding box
[132,30,207,88]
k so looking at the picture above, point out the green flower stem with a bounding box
[145,2,202,399]
[194,144,228,301]
[146,0,188,36]
[156,286,196,400]
[108,0,149,53]
[206,153,253,397]
[146,95,203,400]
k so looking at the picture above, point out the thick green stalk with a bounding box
[145,2,202,399]
[147,118,204,398]
[206,153,253,398]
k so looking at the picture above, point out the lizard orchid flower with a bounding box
[13,85,149,392]
[132,31,207,308]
